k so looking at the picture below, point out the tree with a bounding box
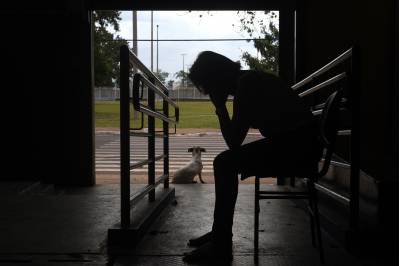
[234,11,279,74]
[174,70,193,87]
[167,80,174,89]
[93,11,128,87]
[192,11,279,74]
[154,69,169,84]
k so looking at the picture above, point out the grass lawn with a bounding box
[95,100,233,128]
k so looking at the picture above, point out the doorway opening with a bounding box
[93,10,279,184]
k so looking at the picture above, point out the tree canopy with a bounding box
[192,11,279,75]
[234,11,279,74]
[174,70,193,87]
[154,69,169,84]
[93,10,128,87]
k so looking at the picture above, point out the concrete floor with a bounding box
[0,182,365,266]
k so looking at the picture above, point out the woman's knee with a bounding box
[213,150,235,172]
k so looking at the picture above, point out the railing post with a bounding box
[148,77,156,202]
[120,45,131,228]
[163,90,170,188]
[349,46,360,235]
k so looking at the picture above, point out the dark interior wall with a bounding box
[1,7,64,182]
[297,0,398,258]
[298,0,397,183]
[1,1,94,185]
[62,0,95,185]
[91,0,287,10]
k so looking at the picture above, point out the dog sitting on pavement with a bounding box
[171,146,206,184]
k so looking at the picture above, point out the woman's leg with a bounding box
[183,137,311,263]
[189,138,274,247]
[183,150,238,263]
[211,150,239,245]
[211,137,294,242]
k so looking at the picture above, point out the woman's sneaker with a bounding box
[183,240,233,264]
[187,231,213,247]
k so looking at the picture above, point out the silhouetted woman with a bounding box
[183,51,321,264]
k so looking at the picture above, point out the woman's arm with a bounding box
[215,94,249,150]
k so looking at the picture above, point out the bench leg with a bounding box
[311,181,325,264]
[254,176,260,256]
[307,180,316,247]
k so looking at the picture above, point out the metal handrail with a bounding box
[292,47,353,90]
[134,73,178,109]
[130,174,169,206]
[312,106,347,116]
[129,131,166,138]
[132,73,179,124]
[291,46,360,235]
[315,183,350,205]
[129,155,166,170]
[137,104,177,124]
[128,49,169,93]
[298,73,346,97]
[120,44,179,229]
[313,98,348,110]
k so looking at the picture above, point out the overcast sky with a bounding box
[114,11,277,81]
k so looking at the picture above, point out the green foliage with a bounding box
[235,11,279,74]
[93,10,128,87]
[174,70,187,80]
[174,70,193,87]
[154,69,169,84]
[192,11,279,74]
[167,80,174,89]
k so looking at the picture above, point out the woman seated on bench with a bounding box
[183,51,322,264]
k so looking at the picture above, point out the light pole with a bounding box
[156,25,159,75]
[181,53,187,87]
[150,11,154,72]
[186,64,193,99]
[180,53,186,104]
[132,11,139,119]
[132,11,138,56]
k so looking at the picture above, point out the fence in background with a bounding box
[95,86,120,101]
[95,86,211,101]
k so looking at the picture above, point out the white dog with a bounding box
[171,146,206,184]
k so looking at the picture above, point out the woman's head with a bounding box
[188,51,241,95]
